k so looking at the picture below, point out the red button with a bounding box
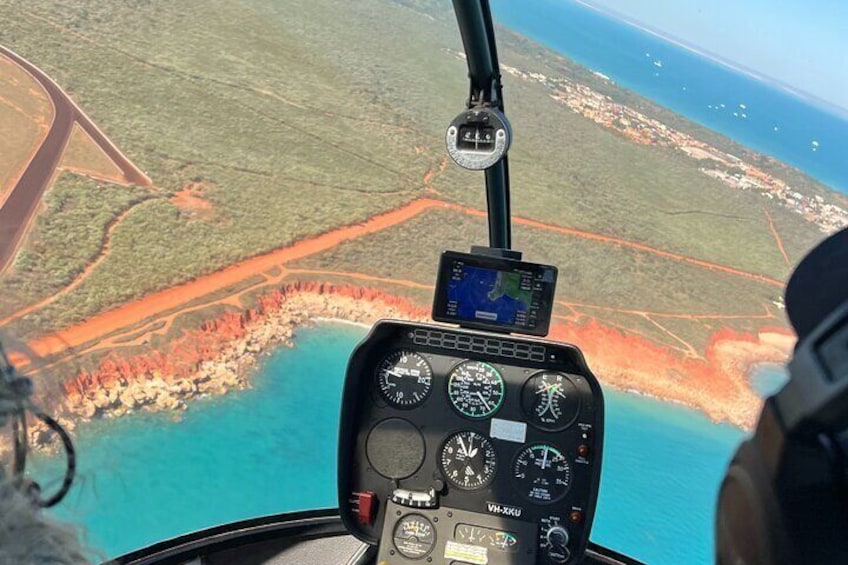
[357,491,377,525]
[577,444,590,458]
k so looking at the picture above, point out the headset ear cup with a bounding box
[717,439,793,565]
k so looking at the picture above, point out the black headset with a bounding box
[717,226,848,564]
[0,343,76,508]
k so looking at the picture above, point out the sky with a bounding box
[582,0,848,112]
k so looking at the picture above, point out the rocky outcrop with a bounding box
[549,319,793,428]
[58,282,428,429]
[15,280,793,456]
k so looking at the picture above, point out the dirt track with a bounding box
[28,198,450,356]
[23,196,785,360]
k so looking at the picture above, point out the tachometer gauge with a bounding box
[376,350,433,408]
[439,431,498,490]
[447,360,505,418]
[521,372,581,430]
[393,514,436,559]
[513,444,572,503]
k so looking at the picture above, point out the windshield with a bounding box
[0,0,845,563]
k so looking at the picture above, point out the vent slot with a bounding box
[412,329,545,362]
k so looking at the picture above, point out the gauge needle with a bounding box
[477,392,492,411]
[458,435,469,457]
[541,396,556,416]
[468,435,478,458]
[541,447,549,469]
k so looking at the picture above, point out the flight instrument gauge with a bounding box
[376,350,433,408]
[439,431,498,490]
[393,514,436,559]
[513,444,572,503]
[521,372,581,430]
[447,360,505,418]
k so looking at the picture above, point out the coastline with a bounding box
[16,282,793,454]
[58,283,429,423]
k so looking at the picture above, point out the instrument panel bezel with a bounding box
[338,320,605,564]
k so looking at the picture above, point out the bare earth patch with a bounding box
[169,181,214,218]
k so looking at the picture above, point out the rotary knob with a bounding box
[545,526,571,563]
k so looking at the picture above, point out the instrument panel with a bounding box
[338,321,604,564]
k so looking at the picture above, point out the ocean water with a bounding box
[749,363,789,398]
[29,324,362,559]
[490,0,848,195]
[30,322,754,564]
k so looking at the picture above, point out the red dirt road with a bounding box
[24,196,784,359]
[454,205,784,287]
[28,198,450,356]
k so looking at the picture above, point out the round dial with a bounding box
[376,350,433,408]
[439,431,498,490]
[447,361,505,418]
[513,444,572,503]
[393,514,436,559]
[521,372,581,430]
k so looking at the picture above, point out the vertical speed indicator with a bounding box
[376,350,433,408]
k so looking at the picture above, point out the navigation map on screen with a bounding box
[446,261,546,330]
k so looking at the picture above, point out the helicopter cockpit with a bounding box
[2,1,847,564]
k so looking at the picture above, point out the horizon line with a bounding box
[570,0,848,121]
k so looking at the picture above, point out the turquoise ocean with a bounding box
[31,323,788,564]
[491,0,848,195]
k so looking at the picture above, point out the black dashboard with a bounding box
[338,320,604,564]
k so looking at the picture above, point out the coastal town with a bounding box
[449,49,848,234]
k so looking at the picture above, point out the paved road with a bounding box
[0,45,150,274]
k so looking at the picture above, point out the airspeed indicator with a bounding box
[447,360,505,418]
